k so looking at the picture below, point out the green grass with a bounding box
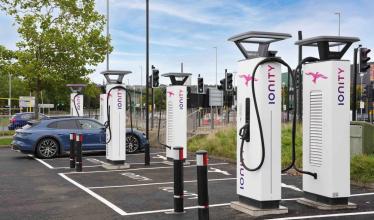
[188,124,374,184]
[0,138,12,146]
[188,124,302,166]
[188,127,236,160]
[281,123,303,168]
[351,154,374,185]
[0,130,15,136]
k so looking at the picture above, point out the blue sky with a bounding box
[1,0,374,85]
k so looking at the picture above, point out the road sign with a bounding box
[38,104,54,108]
[19,96,35,108]
[360,101,365,109]
[209,88,223,107]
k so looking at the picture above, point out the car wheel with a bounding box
[36,138,59,159]
[126,134,139,153]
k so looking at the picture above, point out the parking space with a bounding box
[2,147,374,219]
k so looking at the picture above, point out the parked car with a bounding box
[8,112,47,130]
[11,117,148,159]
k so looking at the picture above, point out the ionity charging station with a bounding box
[101,70,132,169]
[228,31,293,216]
[161,72,191,160]
[295,36,360,208]
[66,84,86,117]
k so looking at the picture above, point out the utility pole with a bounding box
[106,0,110,70]
[352,46,360,121]
[213,46,217,88]
[297,31,303,121]
[140,65,143,121]
[145,0,150,166]
[8,72,11,117]
[335,12,341,51]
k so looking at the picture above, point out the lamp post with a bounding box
[8,72,11,117]
[213,46,217,88]
[360,73,364,120]
[106,0,110,70]
[334,12,341,51]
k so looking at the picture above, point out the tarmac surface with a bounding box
[1,147,374,220]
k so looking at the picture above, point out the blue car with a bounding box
[11,117,148,159]
[8,112,47,130]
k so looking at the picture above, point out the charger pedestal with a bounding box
[66,84,86,117]
[162,72,191,162]
[228,31,291,216]
[295,36,360,209]
[101,70,132,169]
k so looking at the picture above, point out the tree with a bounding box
[0,0,112,118]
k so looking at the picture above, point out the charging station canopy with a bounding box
[228,31,291,59]
[66,84,86,93]
[101,70,132,84]
[295,36,360,61]
[162,72,192,85]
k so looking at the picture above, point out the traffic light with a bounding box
[226,72,233,91]
[360,47,371,72]
[197,77,204,94]
[218,78,225,90]
[152,65,159,88]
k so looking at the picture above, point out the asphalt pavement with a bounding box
[1,147,374,220]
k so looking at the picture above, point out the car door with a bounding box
[53,119,80,151]
[78,119,105,150]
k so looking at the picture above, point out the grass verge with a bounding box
[0,138,12,146]
[188,124,374,185]
[351,154,374,185]
[188,127,236,160]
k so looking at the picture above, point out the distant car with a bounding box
[8,112,47,130]
[11,117,148,159]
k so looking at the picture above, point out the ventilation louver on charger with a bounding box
[309,91,323,167]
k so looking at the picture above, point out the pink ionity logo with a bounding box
[239,74,258,87]
[305,72,328,84]
[167,91,175,97]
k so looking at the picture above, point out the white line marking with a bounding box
[58,173,128,216]
[88,178,236,189]
[52,165,103,170]
[208,167,231,176]
[125,203,230,216]
[28,154,54,169]
[266,211,374,220]
[350,192,374,197]
[281,183,302,192]
[62,162,229,175]
[86,158,110,165]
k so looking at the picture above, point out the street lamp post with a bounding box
[213,46,217,87]
[360,73,364,120]
[9,72,11,118]
[106,0,110,70]
[335,12,341,51]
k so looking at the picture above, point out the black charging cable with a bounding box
[72,93,81,117]
[240,57,317,179]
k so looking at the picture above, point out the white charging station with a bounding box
[101,70,132,169]
[162,72,191,160]
[295,36,359,208]
[228,31,291,215]
[66,84,86,117]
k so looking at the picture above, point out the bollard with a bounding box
[196,150,209,220]
[75,134,83,172]
[173,146,184,213]
[69,133,76,168]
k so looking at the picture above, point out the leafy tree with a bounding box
[0,0,112,118]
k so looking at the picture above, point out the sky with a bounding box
[0,0,373,86]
